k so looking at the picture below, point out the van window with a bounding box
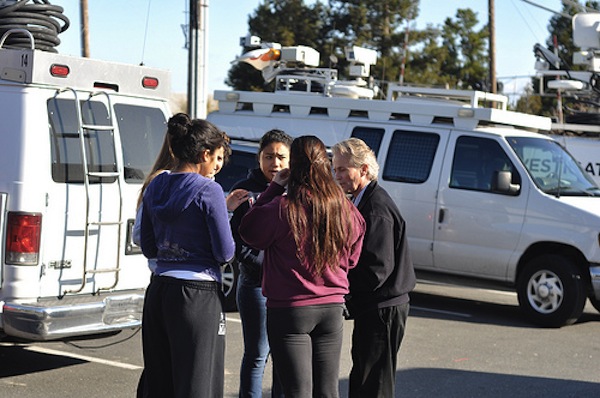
[507,136,596,195]
[450,136,518,192]
[383,130,439,183]
[48,98,117,183]
[114,104,167,183]
[351,127,384,155]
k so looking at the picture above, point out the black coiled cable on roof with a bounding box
[559,95,600,136]
[0,0,69,52]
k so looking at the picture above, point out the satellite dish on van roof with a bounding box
[573,13,600,50]
[547,79,585,90]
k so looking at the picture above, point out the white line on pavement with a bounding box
[410,306,472,318]
[24,345,143,370]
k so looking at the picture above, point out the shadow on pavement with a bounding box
[337,368,600,397]
[0,344,85,377]
[409,291,600,328]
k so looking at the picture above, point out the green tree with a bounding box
[514,87,543,115]
[328,0,419,90]
[404,25,449,86]
[407,8,488,90]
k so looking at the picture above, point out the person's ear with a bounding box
[360,164,369,177]
[199,149,210,163]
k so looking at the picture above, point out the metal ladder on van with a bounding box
[58,88,123,296]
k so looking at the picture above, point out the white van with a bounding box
[0,30,170,340]
[208,69,600,327]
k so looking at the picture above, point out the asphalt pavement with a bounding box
[1,281,599,397]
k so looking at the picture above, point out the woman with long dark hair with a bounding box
[139,113,234,397]
[239,135,366,397]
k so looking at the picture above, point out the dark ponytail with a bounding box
[286,135,355,276]
[167,113,192,141]
[167,113,231,164]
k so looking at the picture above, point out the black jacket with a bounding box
[347,180,416,317]
[229,168,270,286]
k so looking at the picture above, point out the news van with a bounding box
[208,39,600,327]
[0,29,170,340]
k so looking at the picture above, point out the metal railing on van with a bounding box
[55,88,123,295]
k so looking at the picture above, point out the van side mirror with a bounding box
[493,170,520,195]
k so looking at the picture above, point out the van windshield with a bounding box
[507,136,600,196]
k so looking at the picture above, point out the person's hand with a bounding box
[272,168,290,188]
[226,188,249,212]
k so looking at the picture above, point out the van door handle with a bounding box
[438,208,446,223]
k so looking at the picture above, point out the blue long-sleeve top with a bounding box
[140,171,235,282]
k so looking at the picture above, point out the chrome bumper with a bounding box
[591,265,600,300]
[1,292,144,341]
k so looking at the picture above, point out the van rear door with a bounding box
[43,93,122,296]
[41,92,167,297]
[433,131,527,280]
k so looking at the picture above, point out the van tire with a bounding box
[517,255,586,327]
[221,260,239,311]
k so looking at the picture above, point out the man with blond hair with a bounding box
[332,138,416,398]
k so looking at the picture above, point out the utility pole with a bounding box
[489,0,496,93]
[399,16,411,85]
[187,0,208,119]
[80,0,90,57]
[553,35,563,124]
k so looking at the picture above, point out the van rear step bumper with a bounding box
[1,292,145,341]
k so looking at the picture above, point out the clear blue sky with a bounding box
[56,0,564,101]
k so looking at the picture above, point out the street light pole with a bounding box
[187,0,208,119]
[489,0,496,93]
[80,0,89,57]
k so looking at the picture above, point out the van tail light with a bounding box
[142,76,159,89]
[50,64,70,78]
[5,212,42,265]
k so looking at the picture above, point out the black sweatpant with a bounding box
[138,275,226,398]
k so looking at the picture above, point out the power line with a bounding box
[140,0,153,65]
[511,0,546,43]
[520,0,571,18]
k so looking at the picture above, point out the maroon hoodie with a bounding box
[239,182,366,308]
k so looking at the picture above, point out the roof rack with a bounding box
[213,88,551,133]
[387,85,508,110]
[0,29,170,99]
[230,136,260,144]
[552,122,600,135]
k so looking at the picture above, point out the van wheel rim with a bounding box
[527,270,563,314]
[221,264,235,296]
